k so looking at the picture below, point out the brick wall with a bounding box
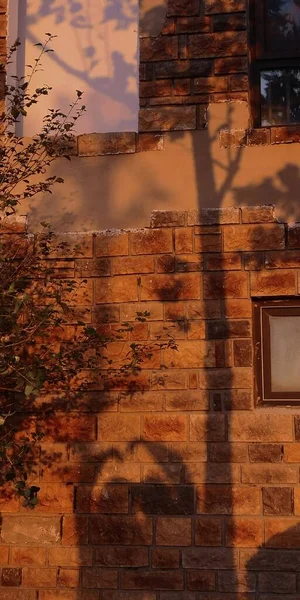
[1,207,300,599]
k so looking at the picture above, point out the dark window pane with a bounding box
[260,68,300,125]
[266,0,300,52]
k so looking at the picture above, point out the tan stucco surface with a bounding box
[21,104,300,231]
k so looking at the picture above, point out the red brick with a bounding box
[242,205,276,223]
[224,223,285,251]
[95,275,138,303]
[39,592,98,600]
[58,568,80,588]
[242,464,298,484]
[112,256,154,274]
[187,463,239,484]
[62,516,89,546]
[294,489,300,515]
[164,340,215,368]
[265,519,300,548]
[187,31,247,58]
[20,483,73,513]
[188,207,239,225]
[271,125,300,144]
[156,254,175,272]
[2,568,22,586]
[82,567,118,588]
[78,132,135,156]
[151,370,188,389]
[155,59,213,79]
[175,254,203,271]
[263,487,293,516]
[175,227,193,253]
[95,546,149,567]
[141,273,201,300]
[259,571,296,593]
[207,319,250,338]
[187,299,221,319]
[197,485,261,515]
[218,571,256,592]
[243,251,264,270]
[209,442,248,462]
[152,548,180,568]
[203,272,248,298]
[198,368,252,389]
[195,517,223,546]
[219,128,247,148]
[223,299,251,318]
[150,210,186,228]
[121,569,184,590]
[98,414,140,441]
[287,224,300,248]
[247,128,271,146]
[41,415,96,442]
[140,80,173,97]
[187,571,215,591]
[0,547,9,565]
[130,229,173,255]
[265,250,300,268]
[182,547,238,569]
[214,56,248,73]
[143,464,181,484]
[230,414,293,442]
[205,253,241,270]
[233,339,252,366]
[226,518,263,547]
[194,75,228,93]
[249,443,283,463]
[136,133,164,152]
[190,414,225,441]
[250,269,297,295]
[205,0,246,13]
[102,594,156,600]
[94,231,129,256]
[214,13,246,31]
[140,37,178,61]
[156,517,192,546]
[22,567,57,587]
[187,321,206,339]
[0,593,36,600]
[10,547,46,566]
[225,389,253,410]
[1,516,61,544]
[132,485,194,515]
[284,443,300,462]
[76,485,128,513]
[139,106,196,131]
[90,515,153,545]
[169,442,207,462]
[48,547,92,566]
[165,390,209,411]
[168,0,199,15]
[143,414,187,441]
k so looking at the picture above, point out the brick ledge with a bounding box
[220,125,300,148]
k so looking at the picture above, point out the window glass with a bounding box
[269,315,300,392]
[266,0,300,52]
[260,68,300,125]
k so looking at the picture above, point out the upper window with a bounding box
[250,0,300,127]
[253,299,300,405]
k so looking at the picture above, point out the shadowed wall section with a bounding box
[1,207,300,599]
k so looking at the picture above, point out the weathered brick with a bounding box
[224,224,285,251]
[205,253,241,270]
[287,224,300,248]
[94,231,129,257]
[195,517,222,546]
[130,228,173,254]
[218,571,256,592]
[187,570,215,590]
[132,485,194,514]
[165,340,215,368]
[112,256,154,275]
[194,233,222,252]
[157,254,175,272]
[259,571,296,593]
[39,591,99,600]
[242,465,298,484]
[76,485,128,513]
[81,567,118,588]
[190,414,225,441]
[209,442,248,462]
[140,80,173,97]
[155,59,213,78]
[1,516,61,544]
[150,210,186,228]
[247,128,271,146]
[230,414,293,442]
[175,227,193,253]
[78,132,135,156]
[141,273,202,300]
[140,36,178,61]
[194,76,228,93]
[156,517,192,546]
[263,487,293,516]
[165,390,209,411]
[250,269,297,295]
[0,593,36,600]
[144,463,181,484]
[187,299,221,319]
[136,133,164,152]
[186,463,239,484]
[20,483,73,513]
[2,568,22,586]
[139,106,197,131]
[265,250,300,269]
[48,547,92,567]
[223,299,251,318]
[214,56,248,73]
[95,275,138,303]
[205,0,246,13]
[95,546,149,567]
[143,414,187,441]
[57,568,80,588]
[187,31,247,58]
[226,518,263,547]
[41,415,96,442]
[249,443,283,463]
[122,569,184,590]
[213,13,246,31]
[168,0,199,15]
[182,547,238,569]
[199,368,252,389]
[197,485,261,514]
[22,567,57,587]
[265,519,300,548]
[207,319,250,338]
[233,339,252,366]
[284,443,300,462]
[152,548,180,568]
[62,516,89,546]
[169,442,207,462]
[102,594,156,600]
[90,516,153,544]
[220,128,247,147]
[203,272,248,299]
[176,16,211,33]
[10,547,47,566]
[98,414,140,441]
[271,126,300,144]
[151,370,188,389]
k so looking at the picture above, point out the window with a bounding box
[253,299,300,405]
[250,0,300,127]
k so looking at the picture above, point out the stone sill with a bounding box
[220,126,300,148]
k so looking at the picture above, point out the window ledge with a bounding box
[220,125,300,148]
